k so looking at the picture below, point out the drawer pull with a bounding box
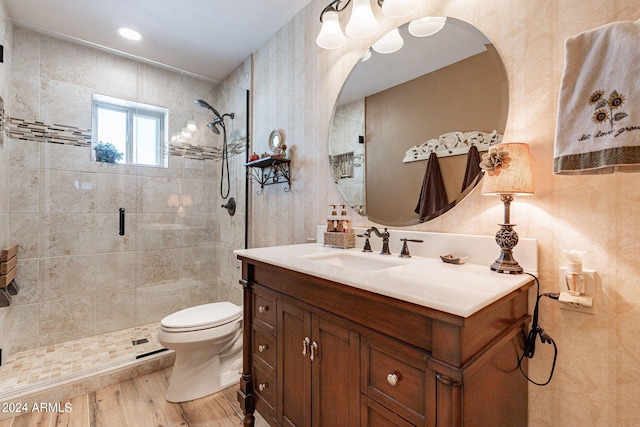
[258,305,269,314]
[310,341,319,361]
[387,373,399,386]
[258,382,268,392]
[258,344,268,353]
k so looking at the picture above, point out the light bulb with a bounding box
[316,8,346,49]
[345,0,379,39]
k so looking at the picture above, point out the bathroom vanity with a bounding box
[235,243,534,427]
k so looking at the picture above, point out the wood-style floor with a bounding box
[0,367,264,427]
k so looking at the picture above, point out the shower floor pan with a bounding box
[0,322,174,418]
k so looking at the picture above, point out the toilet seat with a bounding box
[160,302,242,333]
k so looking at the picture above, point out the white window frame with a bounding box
[92,94,169,167]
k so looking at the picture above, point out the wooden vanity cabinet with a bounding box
[237,257,532,427]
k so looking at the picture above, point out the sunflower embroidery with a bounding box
[480,147,511,176]
[588,89,628,129]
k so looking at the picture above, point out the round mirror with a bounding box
[329,17,508,226]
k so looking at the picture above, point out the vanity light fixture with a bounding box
[316,0,421,49]
[117,27,142,41]
[480,142,534,274]
[408,16,446,37]
[372,28,404,54]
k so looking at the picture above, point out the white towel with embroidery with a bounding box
[553,19,640,175]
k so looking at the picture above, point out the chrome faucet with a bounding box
[358,227,391,255]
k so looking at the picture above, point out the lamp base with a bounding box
[491,223,523,274]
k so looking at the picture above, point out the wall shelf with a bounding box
[245,156,291,195]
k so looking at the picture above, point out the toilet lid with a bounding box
[160,302,242,332]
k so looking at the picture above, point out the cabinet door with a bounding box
[278,300,312,427]
[311,314,360,427]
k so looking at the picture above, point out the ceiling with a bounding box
[4,0,314,82]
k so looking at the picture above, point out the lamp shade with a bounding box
[316,8,346,49]
[372,28,404,54]
[408,16,447,37]
[345,0,379,38]
[481,143,534,196]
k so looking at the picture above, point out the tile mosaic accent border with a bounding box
[7,117,92,146]
[5,115,247,161]
[169,136,247,160]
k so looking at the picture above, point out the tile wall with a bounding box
[0,24,249,358]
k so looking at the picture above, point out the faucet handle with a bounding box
[357,234,372,252]
[399,238,424,258]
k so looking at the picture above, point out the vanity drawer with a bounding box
[253,326,276,372]
[253,364,276,415]
[253,287,276,333]
[362,337,427,424]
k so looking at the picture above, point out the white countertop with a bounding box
[234,243,534,318]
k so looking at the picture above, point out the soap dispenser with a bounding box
[563,249,586,296]
[327,205,338,232]
[338,204,351,233]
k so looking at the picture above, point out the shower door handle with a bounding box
[119,208,125,236]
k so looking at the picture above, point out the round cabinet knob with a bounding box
[258,305,268,314]
[387,373,399,386]
[258,383,268,392]
[258,344,268,352]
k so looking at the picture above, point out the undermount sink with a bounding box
[300,251,407,271]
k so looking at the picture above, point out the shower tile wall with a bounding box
[0,25,248,359]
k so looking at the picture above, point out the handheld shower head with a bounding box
[195,100,236,201]
[194,99,222,119]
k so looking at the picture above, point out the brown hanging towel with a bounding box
[461,145,483,192]
[414,152,455,222]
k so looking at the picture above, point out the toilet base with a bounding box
[165,351,242,403]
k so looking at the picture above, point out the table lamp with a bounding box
[481,143,534,274]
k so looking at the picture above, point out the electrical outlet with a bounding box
[558,267,596,314]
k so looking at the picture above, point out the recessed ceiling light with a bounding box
[118,27,142,41]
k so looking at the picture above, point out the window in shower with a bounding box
[92,94,169,167]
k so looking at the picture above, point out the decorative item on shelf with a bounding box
[269,129,284,155]
[93,141,123,163]
[249,152,259,162]
[481,142,534,274]
[316,0,422,50]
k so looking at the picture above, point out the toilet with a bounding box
[157,301,243,403]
